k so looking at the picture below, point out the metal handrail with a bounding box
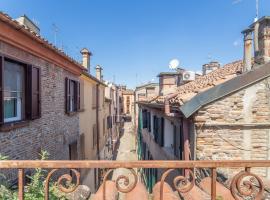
[0,160,270,168]
[0,160,269,200]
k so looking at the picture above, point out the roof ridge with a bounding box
[0,12,84,70]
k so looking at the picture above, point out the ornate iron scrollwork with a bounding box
[44,169,80,200]
[102,168,138,200]
[230,171,264,200]
[160,168,195,200]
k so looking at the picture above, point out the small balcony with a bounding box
[0,160,270,200]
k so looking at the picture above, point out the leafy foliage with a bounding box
[0,151,67,200]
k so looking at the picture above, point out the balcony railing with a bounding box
[0,160,270,200]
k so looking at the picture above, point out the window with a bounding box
[147,112,151,132]
[126,96,130,114]
[142,109,147,128]
[153,116,164,147]
[4,61,25,122]
[0,57,41,124]
[65,78,80,113]
[107,116,112,129]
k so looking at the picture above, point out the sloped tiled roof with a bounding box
[122,89,134,95]
[0,12,84,71]
[150,60,243,105]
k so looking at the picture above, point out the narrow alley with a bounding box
[112,122,138,200]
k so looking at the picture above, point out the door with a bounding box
[69,141,78,160]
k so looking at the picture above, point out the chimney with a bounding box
[80,48,92,72]
[202,61,220,75]
[250,17,270,65]
[16,15,40,34]
[242,28,253,71]
[96,65,103,81]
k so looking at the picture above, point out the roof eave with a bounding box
[180,62,270,118]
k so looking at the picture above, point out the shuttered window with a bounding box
[80,133,85,159]
[142,109,147,128]
[107,116,112,129]
[0,57,3,124]
[0,56,41,125]
[153,116,164,147]
[147,112,151,132]
[28,65,41,119]
[65,78,80,113]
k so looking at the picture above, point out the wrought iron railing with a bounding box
[0,160,269,200]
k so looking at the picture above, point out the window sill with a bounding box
[0,120,29,132]
[78,109,85,113]
[66,111,78,116]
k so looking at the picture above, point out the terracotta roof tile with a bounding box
[149,60,243,106]
[0,12,84,70]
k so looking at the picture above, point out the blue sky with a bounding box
[1,0,270,88]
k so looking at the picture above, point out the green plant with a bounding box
[216,196,223,200]
[0,151,68,200]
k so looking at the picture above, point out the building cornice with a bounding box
[0,13,84,75]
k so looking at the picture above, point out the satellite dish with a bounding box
[169,59,180,70]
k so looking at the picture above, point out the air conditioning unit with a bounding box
[183,71,195,81]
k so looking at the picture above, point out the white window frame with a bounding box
[3,63,24,123]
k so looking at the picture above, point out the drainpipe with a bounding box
[164,93,179,117]
[242,28,253,71]
[109,92,113,157]
[96,84,100,160]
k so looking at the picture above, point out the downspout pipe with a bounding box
[242,28,253,71]
[96,83,100,160]
[164,93,179,117]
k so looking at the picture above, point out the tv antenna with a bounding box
[169,59,180,70]
[255,0,259,21]
[52,23,59,46]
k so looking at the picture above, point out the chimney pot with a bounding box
[80,48,92,72]
[249,16,270,65]
[96,65,103,81]
[202,61,220,75]
[242,28,253,71]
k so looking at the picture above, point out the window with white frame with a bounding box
[4,60,25,123]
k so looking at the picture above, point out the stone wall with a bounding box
[194,77,270,177]
[0,41,80,179]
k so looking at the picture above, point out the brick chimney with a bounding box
[96,65,103,81]
[250,17,270,65]
[80,48,92,72]
[202,61,220,75]
[242,28,253,72]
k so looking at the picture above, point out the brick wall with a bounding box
[0,41,80,178]
[194,77,270,177]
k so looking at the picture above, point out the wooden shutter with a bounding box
[65,78,70,113]
[153,116,158,142]
[76,81,80,111]
[0,56,3,124]
[161,117,164,147]
[80,133,85,159]
[148,112,151,132]
[29,66,41,119]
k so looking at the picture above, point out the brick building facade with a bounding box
[0,13,84,179]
